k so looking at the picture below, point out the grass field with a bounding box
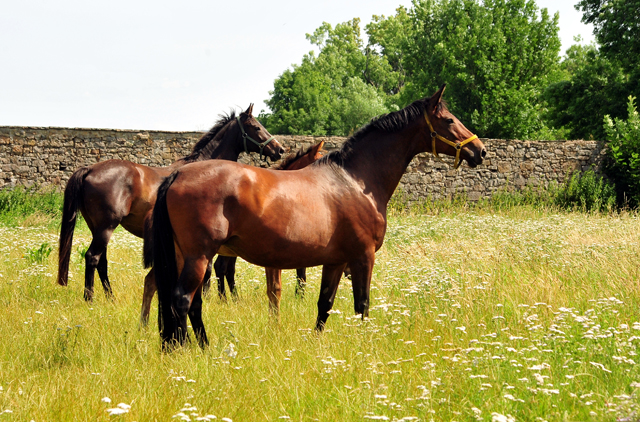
[0,205,639,421]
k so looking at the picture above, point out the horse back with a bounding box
[82,160,168,237]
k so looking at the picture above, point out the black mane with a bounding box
[318,96,446,167]
[182,111,238,162]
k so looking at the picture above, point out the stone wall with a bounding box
[0,126,605,201]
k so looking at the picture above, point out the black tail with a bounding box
[152,172,180,346]
[142,212,154,269]
[57,167,91,286]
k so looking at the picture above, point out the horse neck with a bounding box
[344,123,423,208]
[192,124,243,162]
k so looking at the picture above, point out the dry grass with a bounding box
[0,208,639,421]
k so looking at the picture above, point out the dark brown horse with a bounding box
[149,85,486,348]
[57,104,284,301]
[138,141,325,325]
[211,141,326,299]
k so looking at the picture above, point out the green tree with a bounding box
[575,0,640,73]
[365,6,413,105]
[263,19,392,136]
[401,0,561,139]
[542,0,640,140]
[543,45,630,140]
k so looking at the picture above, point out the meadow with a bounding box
[0,196,639,421]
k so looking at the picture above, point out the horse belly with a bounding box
[222,207,344,269]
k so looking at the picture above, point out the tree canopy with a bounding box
[263,0,561,138]
[261,0,638,141]
[575,0,640,72]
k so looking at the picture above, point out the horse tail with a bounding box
[142,212,154,269]
[57,166,91,286]
[152,172,180,342]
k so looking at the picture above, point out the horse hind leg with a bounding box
[187,288,208,348]
[83,227,115,301]
[265,267,282,316]
[96,249,113,299]
[171,257,210,347]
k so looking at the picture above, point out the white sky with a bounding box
[0,0,594,131]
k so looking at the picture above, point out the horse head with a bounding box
[423,85,486,169]
[237,104,285,162]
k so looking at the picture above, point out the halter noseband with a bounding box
[424,111,478,170]
[236,116,276,161]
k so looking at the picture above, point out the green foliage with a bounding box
[263,18,394,136]
[398,0,561,139]
[0,186,62,225]
[543,46,633,140]
[487,184,557,210]
[543,0,640,140]
[76,244,88,262]
[575,0,640,73]
[25,242,53,264]
[603,96,640,208]
[554,169,616,212]
[265,1,562,139]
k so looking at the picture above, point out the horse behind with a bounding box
[149,85,486,348]
[57,104,283,301]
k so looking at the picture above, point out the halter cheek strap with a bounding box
[236,116,276,161]
[424,111,478,170]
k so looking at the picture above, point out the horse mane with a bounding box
[319,97,447,167]
[272,144,317,170]
[182,110,238,162]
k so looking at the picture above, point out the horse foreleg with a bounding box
[348,252,375,319]
[265,267,282,316]
[315,263,347,331]
[213,256,228,299]
[226,257,238,299]
[139,267,156,327]
[295,268,307,298]
[187,287,208,348]
[96,250,113,299]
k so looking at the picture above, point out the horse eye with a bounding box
[446,118,454,125]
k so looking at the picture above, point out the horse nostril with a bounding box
[278,147,285,155]
[481,148,487,159]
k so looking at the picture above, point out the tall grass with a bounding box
[0,200,638,420]
[0,186,63,227]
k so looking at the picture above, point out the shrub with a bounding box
[0,186,62,225]
[554,169,616,212]
[603,96,640,208]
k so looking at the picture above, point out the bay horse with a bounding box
[57,104,284,301]
[149,85,486,348]
[138,141,325,325]
[210,141,325,299]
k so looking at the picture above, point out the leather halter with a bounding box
[236,116,276,161]
[424,111,478,169]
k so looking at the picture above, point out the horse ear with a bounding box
[245,103,254,116]
[432,84,446,111]
[312,141,324,155]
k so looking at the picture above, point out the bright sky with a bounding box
[0,0,594,131]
